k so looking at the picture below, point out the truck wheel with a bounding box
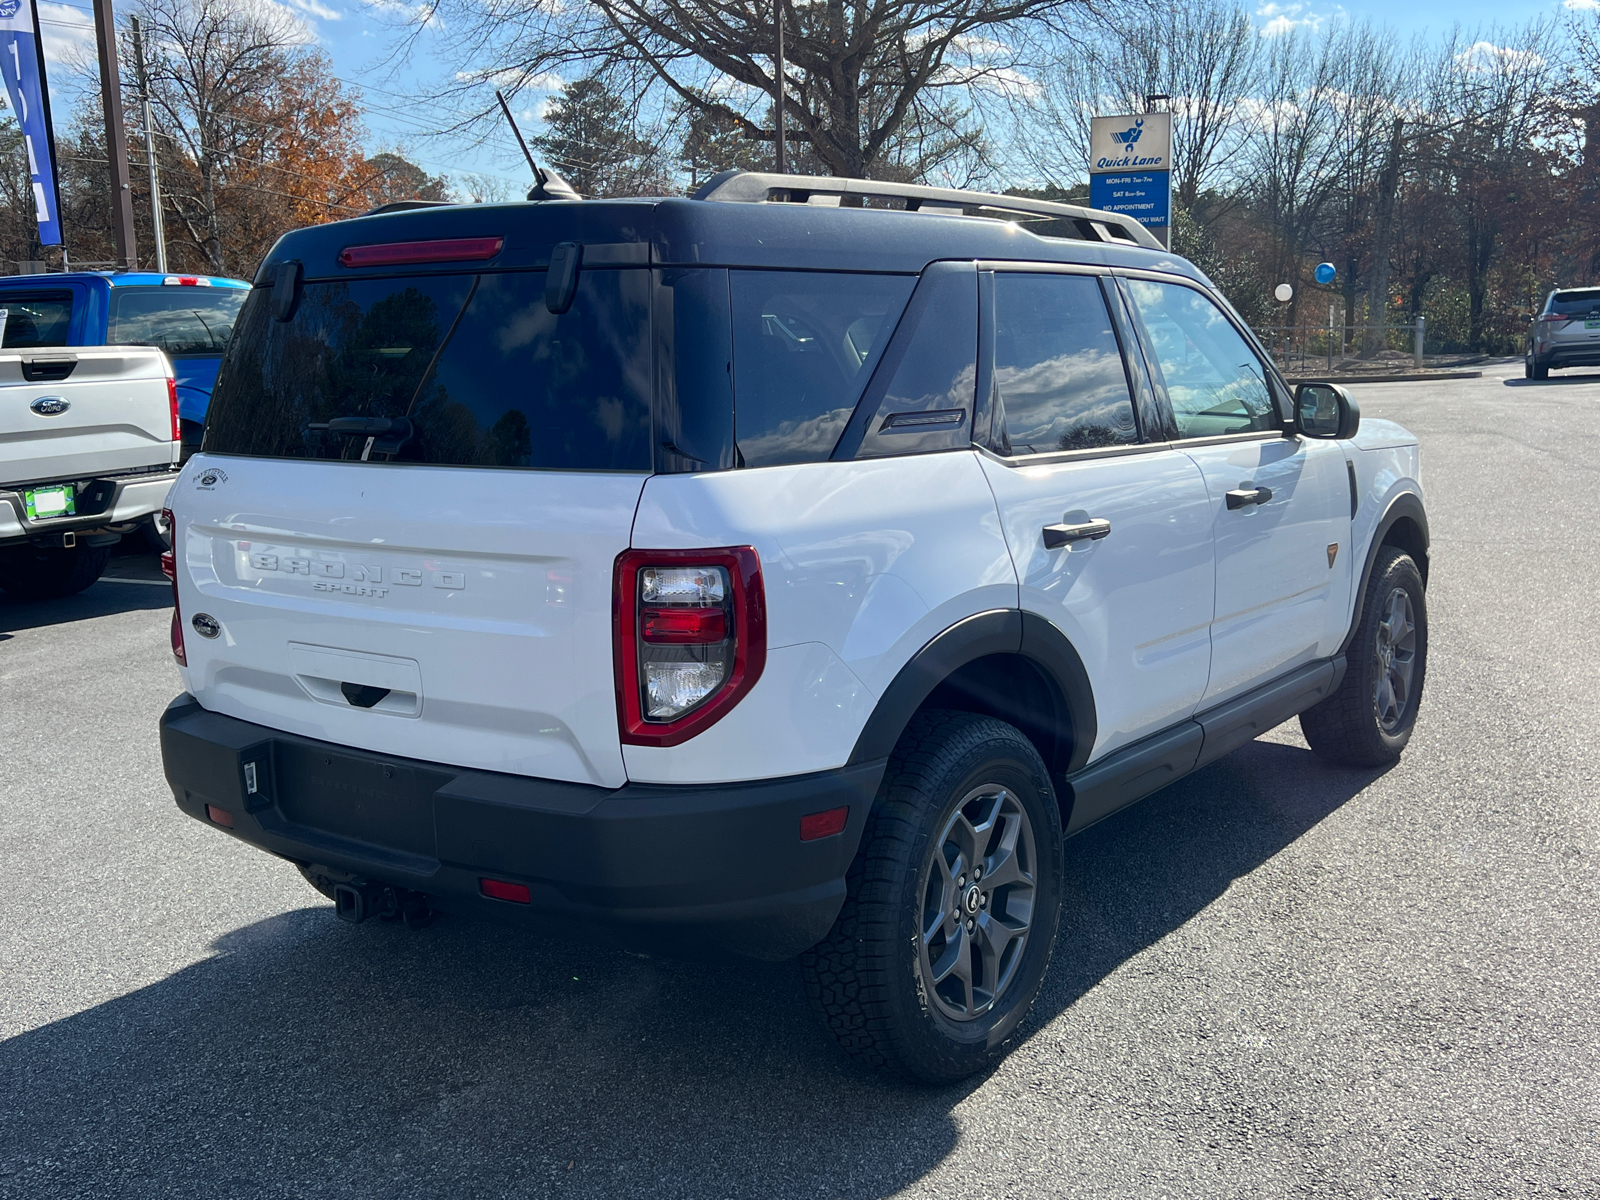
[801,711,1064,1083]
[1301,546,1427,767]
[0,543,113,600]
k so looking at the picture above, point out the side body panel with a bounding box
[625,452,1017,783]
[1182,435,1353,706]
[979,448,1216,762]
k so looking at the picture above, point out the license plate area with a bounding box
[24,484,74,519]
[272,743,450,858]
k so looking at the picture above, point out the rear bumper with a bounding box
[0,468,177,545]
[1537,344,1600,369]
[159,695,882,960]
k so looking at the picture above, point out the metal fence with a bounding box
[1257,316,1426,374]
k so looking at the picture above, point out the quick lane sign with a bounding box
[1087,113,1171,231]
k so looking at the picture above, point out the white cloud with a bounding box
[286,0,343,19]
[1256,1,1323,36]
[1564,0,1600,11]
[1454,40,1544,71]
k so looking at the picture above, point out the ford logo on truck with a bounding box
[29,396,69,416]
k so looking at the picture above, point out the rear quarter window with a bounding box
[205,268,652,472]
[730,271,914,467]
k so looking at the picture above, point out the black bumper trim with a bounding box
[159,696,884,960]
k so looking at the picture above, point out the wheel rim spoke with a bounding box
[918,783,1039,1023]
[1372,587,1418,733]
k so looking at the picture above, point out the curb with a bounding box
[1287,370,1484,385]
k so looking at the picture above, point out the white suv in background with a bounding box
[159,173,1430,1082]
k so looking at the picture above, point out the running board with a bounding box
[1063,657,1346,836]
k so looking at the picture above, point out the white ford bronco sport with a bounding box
[160,172,1429,1082]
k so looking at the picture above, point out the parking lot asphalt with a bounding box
[2,359,1597,1199]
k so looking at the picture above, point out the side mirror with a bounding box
[1295,382,1360,439]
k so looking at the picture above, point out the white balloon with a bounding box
[1274,283,1293,303]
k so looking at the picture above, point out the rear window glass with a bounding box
[0,294,72,347]
[108,285,247,356]
[731,270,913,467]
[205,269,652,472]
[1550,290,1600,315]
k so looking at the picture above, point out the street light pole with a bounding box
[129,17,166,273]
[92,0,138,270]
[774,0,786,175]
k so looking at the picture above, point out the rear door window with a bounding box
[991,272,1139,454]
[730,271,913,467]
[205,269,652,472]
[0,293,72,348]
[107,286,248,356]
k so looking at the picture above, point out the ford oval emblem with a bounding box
[191,612,221,639]
[30,396,69,416]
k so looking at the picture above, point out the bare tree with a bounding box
[420,0,1085,180]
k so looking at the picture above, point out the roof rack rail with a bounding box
[690,170,1165,251]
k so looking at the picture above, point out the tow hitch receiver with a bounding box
[325,877,433,929]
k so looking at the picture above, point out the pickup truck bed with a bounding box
[0,346,179,599]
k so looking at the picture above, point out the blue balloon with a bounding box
[1315,262,1337,285]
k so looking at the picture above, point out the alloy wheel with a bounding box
[917,785,1037,1022]
[1373,586,1418,733]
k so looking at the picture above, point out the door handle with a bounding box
[1042,517,1112,549]
[1225,484,1273,510]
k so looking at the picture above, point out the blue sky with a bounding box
[19,0,1588,193]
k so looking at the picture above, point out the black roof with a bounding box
[256,196,1204,286]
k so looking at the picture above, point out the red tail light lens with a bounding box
[614,547,766,746]
[166,377,180,441]
[162,507,185,666]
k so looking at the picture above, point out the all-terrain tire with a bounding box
[0,542,113,600]
[800,710,1064,1083]
[1300,546,1427,766]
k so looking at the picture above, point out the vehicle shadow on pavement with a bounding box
[0,740,1379,1200]
[1502,374,1600,386]
[0,578,170,633]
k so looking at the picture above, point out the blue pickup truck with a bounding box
[0,271,250,449]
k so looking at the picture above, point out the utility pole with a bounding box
[92,0,138,270]
[129,18,165,272]
[774,0,786,175]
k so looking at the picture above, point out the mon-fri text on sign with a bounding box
[1087,112,1171,231]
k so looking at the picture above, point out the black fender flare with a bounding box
[1341,491,1430,656]
[846,609,1098,776]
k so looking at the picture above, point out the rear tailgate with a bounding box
[0,347,177,485]
[174,455,644,788]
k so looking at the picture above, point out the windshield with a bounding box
[107,286,247,356]
[204,269,652,472]
[1549,290,1600,316]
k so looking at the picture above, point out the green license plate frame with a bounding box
[24,484,75,520]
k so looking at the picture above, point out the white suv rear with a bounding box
[160,176,1430,1082]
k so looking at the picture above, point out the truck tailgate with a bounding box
[0,347,177,485]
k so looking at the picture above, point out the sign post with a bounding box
[0,0,63,251]
[1088,112,1172,249]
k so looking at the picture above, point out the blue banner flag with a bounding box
[0,0,62,247]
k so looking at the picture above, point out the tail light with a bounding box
[167,377,180,441]
[1537,313,1575,326]
[613,547,766,746]
[161,507,184,666]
